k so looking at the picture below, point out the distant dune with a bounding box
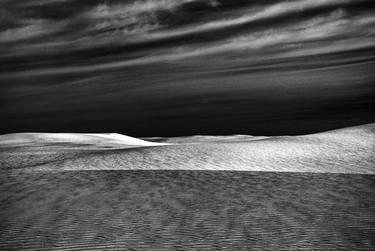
[143,135,269,143]
[0,132,167,148]
[1,123,374,173]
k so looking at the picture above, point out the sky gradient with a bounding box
[1,0,375,136]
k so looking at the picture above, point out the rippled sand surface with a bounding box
[0,124,374,249]
[1,171,374,250]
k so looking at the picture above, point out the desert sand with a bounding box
[1,123,374,173]
[0,124,374,250]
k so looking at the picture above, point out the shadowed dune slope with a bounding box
[0,123,374,173]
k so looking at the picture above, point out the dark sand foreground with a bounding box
[1,171,374,250]
[0,124,374,250]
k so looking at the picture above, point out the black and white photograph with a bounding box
[0,0,375,249]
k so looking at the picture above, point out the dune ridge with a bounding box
[0,123,374,173]
[0,132,168,147]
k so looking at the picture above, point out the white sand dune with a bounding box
[143,135,269,143]
[0,124,374,250]
[0,123,374,173]
[0,132,168,147]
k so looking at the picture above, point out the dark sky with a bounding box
[1,0,375,136]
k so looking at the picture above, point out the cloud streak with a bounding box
[1,0,375,136]
[0,0,374,74]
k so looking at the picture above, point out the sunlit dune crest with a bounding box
[0,132,168,148]
[1,123,374,174]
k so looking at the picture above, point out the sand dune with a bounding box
[0,132,168,148]
[143,135,269,143]
[1,124,374,250]
[1,123,374,173]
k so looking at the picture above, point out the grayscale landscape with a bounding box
[1,123,374,250]
[1,0,375,249]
